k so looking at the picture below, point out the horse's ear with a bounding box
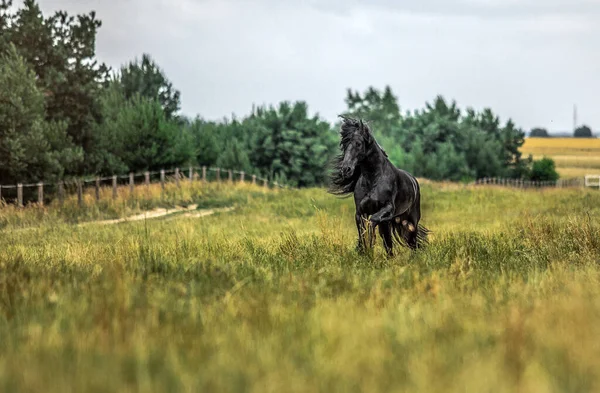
[338,114,351,133]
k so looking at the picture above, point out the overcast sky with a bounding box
[39,0,599,132]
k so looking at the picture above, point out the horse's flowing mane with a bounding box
[328,115,387,197]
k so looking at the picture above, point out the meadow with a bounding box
[2,181,600,392]
[522,137,600,178]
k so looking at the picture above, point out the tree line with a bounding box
[1,0,559,188]
[530,126,595,138]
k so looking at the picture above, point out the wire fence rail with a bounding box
[1,169,598,209]
[469,176,592,189]
[0,166,289,208]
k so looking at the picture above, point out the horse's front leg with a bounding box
[368,202,395,228]
[355,212,367,253]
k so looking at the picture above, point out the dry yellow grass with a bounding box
[2,182,600,392]
[522,138,600,178]
[555,167,600,178]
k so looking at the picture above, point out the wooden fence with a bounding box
[0,166,286,208]
[584,175,600,189]
[1,169,596,209]
[470,177,585,189]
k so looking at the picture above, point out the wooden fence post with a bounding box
[216,168,221,182]
[202,166,207,183]
[17,183,23,207]
[145,171,150,188]
[228,169,233,183]
[240,171,245,183]
[129,172,135,194]
[95,177,101,201]
[160,170,165,191]
[189,167,193,184]
[77,180,83,207]
[112,175,118,199]
[263,179,268,188]
[252,175,256,185]
[37,182,43,206]
[175,168,180,188]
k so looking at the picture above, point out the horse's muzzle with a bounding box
[341,166,354,179]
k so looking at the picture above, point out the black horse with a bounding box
[328,116,429,256]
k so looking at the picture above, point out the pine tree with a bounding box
[1,0,110,175]
[117,54,181,120]
[0,44,83,184]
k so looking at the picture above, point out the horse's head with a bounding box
[338,115,373,179]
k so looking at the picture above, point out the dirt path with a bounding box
[4,205,236,233]
[79,205,235,226]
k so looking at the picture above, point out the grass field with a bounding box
[522,137,600,178]
[2,181,600,392]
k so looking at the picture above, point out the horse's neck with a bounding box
[359,147,387,180]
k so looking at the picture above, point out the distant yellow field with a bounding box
[522,137,600,178]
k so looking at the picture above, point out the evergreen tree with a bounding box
[245,101,337,187]
[117,54,181,120]
[343,85,402,139]
[0,44,82,184]
[109,95,192,172]
[1,0,110,174]
[216,140,252,174]
[342,87,530,181]
[186,118,221,168]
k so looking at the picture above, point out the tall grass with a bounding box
[1,182,600,392]
[0,181,275,229]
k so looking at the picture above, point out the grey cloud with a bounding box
[306,0,600,19]
[35,0,600,132]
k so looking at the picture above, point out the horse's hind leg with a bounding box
[404,212,426,250]
[378,222,394,257]
[396,214,419,250]
[406,228,418,250]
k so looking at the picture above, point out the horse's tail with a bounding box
[390,220,431,249]
[416,224,430,247]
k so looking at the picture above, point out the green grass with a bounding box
[2,181,600,392]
